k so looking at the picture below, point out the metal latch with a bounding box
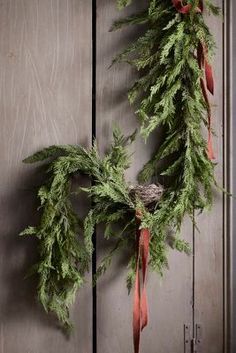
[184,324,202,353]
[193,324,202,352]
[184,324,191,353]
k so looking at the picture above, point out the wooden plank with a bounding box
[226,0,236,352]
[0,1,92,352]
[194,1,224,352]
[96,1,193,352]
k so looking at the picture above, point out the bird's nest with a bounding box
[129,183,164,211]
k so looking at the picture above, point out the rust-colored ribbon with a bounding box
[172,0,215,160]
[172,0,203,13]
[197,42,215,159]
[133,210,150,353]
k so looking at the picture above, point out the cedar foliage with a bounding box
[21,129,170,326]
[21,127,190,326]
[112,0,220,233]
[21,0,220,328]
[20,130,134,326]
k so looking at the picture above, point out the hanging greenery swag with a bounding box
[20,1,221,352]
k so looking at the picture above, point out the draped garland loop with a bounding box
[172,0,215,159]
[21,1,221,352]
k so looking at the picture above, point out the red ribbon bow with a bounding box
[133,210,151,353]
[172,0,203,14]
[172,0,215,160]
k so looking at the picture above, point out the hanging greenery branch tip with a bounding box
[20,129,170,328]
[21,1,221,352]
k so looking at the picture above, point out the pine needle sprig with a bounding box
[20,128,141,326]
[113,0,219,260]
[20,1,221,330]
[21,152,89,328]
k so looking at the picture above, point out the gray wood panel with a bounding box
[227,0,236,351]
[194,1,224,352]
[0,1,92,352]
[96,1,193,352]
[0,1,226,352]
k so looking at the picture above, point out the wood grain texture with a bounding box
[228,0,236,351]
[0,1,226,352]
[194,1,224,352]
[96,1,193,352]
[0,1,92,352]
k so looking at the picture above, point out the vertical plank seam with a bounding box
[192,211,195,341]
[222,0,226,350]
[92,0,97,352]
[223,0,232,351]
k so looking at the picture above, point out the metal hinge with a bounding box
[184,324,202,353]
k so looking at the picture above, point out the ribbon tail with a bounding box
[207,122,215,160]
[196,0,203,13]
[198,42,214,95]
[133,214,151,353]
[200,78,210,107]
[198,0,203,12]
[205,59,214,95]
[140,228,150,330]
[140,289,148,330]
[133,259,141,353]
[200,77,215,160]
[197,42,204,68]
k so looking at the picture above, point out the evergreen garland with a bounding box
[21,127,188,327]
[21,0,220,337]
[112,0,220,233]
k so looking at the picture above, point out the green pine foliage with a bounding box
[117,0,133,10]
[113,0,220,234]
[20,145,91,328]
[21,129,169,327]
[21,0,220,329]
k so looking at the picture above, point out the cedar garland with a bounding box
[21,1,220,352]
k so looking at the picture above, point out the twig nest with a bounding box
[129,183,164,208]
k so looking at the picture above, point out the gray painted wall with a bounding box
[228,0,236,351]
[0,1,228,352]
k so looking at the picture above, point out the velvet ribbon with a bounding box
[172,0,203,13]
[133,210,150,353]
[132,4,215,352]
[172,0,215,160]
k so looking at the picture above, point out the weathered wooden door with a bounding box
[0,1,92,352]
[0,1,227,352]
